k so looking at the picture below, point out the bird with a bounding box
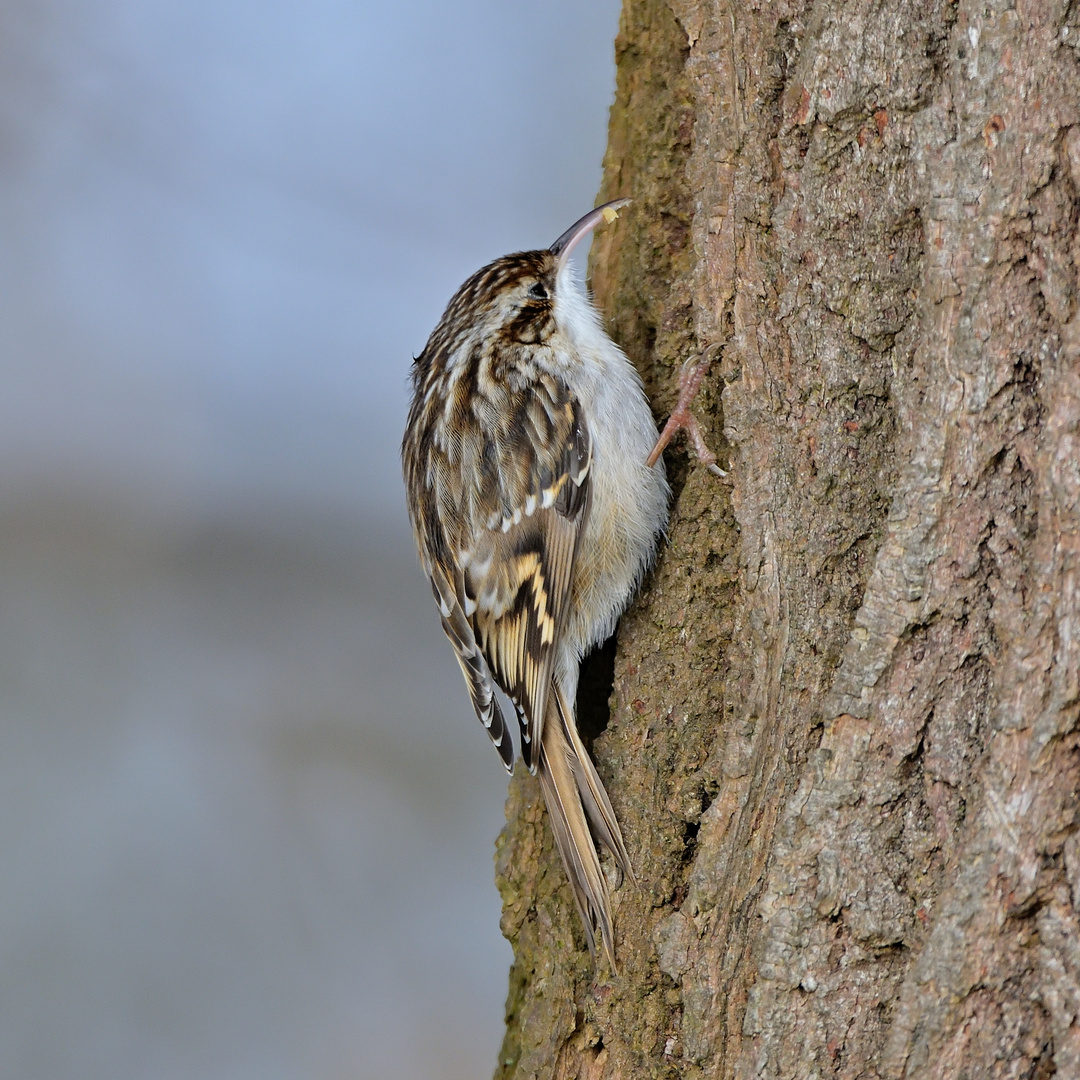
[401,199,672,966]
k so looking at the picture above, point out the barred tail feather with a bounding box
[536,684,634,966]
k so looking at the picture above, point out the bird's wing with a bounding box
[406,358,590,772]
[445,368,590,771]
[404,372,517,771]
[465,379,590,772]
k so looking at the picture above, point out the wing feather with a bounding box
[466,391,591,773]
[404,339,590,773]
[429,562,514,769]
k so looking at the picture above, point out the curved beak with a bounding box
[549,198,631,272]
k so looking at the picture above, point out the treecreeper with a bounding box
[401,200,718,965]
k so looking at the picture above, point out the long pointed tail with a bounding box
[536,683,635,966]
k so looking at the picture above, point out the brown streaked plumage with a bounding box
[402,201,670,964]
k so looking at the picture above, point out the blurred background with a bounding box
[0,2,621,1077]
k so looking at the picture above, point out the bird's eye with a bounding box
[527,281,549,301]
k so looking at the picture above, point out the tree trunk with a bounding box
[494,0,1080,1075]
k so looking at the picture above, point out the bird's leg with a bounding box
[646,346,726,478]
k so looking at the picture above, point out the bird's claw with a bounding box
[646,345,727,477]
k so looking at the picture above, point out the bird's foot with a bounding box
[645,346,726,478]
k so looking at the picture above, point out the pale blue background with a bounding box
[0,2,621,1077]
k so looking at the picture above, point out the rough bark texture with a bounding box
[494,0,1080,1076]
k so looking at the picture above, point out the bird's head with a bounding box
[426,200,631,354]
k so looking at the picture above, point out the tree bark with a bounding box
[494,0,1080,1076]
